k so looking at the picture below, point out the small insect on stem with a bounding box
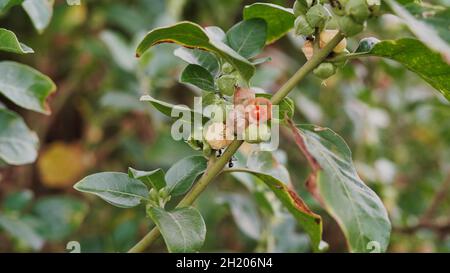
[216,149,223,157]
[228,158,234,168]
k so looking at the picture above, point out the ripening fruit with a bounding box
[306,4,331,29]
[227,105,248,137]
[233,87,256,106]
[313,62,336,79]
[295,15,314,36]
[246,97,272,124]
[204,122,233,150]
[345,0,370,23]
[338,16,364,36]
[301,40,314,61]
[244,123,271,144]
[217,75,237,96]
[319,29,347,53]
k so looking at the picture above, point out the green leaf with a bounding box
[147,207,206,253]
[2,190,33,212]
[0,28,34,54]
[218,193,262,240]
[140,95,205,123]
[128,167,166,190]
[180,64,215,92]
[174,47,220,75]
[136,21,255,82]
[256,93,294,121]
[0,61,56,114]
[229,151,323,252]
[32,196,88,241]
[0,108,38,165]
[384,0,450,61]
[73,172,148,208]
[402,2,450,43]
[296,124,391,252]
[0,0,23,12]
[100,30,135,71]
[0,214,44,251]
[226,19,267,59]
[22,0,53,33]
[243,3,295,44]
[356,38,450,101]
[165,155,207,196]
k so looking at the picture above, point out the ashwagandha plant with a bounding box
[73,0,450,253]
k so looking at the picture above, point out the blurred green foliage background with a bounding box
[0,0,449,252]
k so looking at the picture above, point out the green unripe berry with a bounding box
[158,187,170,202]
[345,0,370,24]
[295,15,314,36]
[149,188,159,202]
[221,62,234,74]
[306,4,331,29]
[338,16,364,36]
[217,74,237,96]
[293,0,308,16]
[332,49,350,68]
[313,62,336,79]
[244,123,271,144]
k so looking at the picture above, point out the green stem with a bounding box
[327,52,368,63]
[271,31,345,105]
[128,31,345,253]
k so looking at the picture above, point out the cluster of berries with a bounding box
[293,0,380,79]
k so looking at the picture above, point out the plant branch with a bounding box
[128,31,345,253]
[271,31,345,104]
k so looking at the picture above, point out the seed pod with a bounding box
[221,62,234,74]
[244,123,271,144]
[306,4,331,29]
[293,0,309,16]
[217,75,237,96]
[204,122,233,150]
[338,16,364,36]
[301,40,314,61]
[345,0,370,23]
[319,29,347,53]
[313,62,336,79]
[295,15,314,36]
